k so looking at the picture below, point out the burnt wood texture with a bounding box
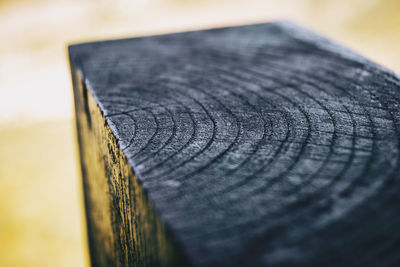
[69,21,400,266]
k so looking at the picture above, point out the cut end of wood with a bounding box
[70,21,400,266]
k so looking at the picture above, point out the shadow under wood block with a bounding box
[68,21,400,266]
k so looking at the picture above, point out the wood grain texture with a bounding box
[69,21,400,266]
[71,72,187,267]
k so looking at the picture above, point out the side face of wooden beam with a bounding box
[71,70,186,267]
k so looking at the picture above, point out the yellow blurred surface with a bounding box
[0,120,88,267]
[0,0,399,266]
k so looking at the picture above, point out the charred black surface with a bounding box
[69,21,400,266]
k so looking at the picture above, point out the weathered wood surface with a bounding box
[69,21,400,266]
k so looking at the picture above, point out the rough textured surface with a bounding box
[71,72,187,267]
[69,21,400,266]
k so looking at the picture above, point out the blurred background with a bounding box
[0,0,399,266]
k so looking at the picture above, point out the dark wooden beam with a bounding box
[69,21,400,266]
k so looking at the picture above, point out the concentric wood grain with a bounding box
[69,21,400,266]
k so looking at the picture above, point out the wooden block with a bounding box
[69,21,400,266]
